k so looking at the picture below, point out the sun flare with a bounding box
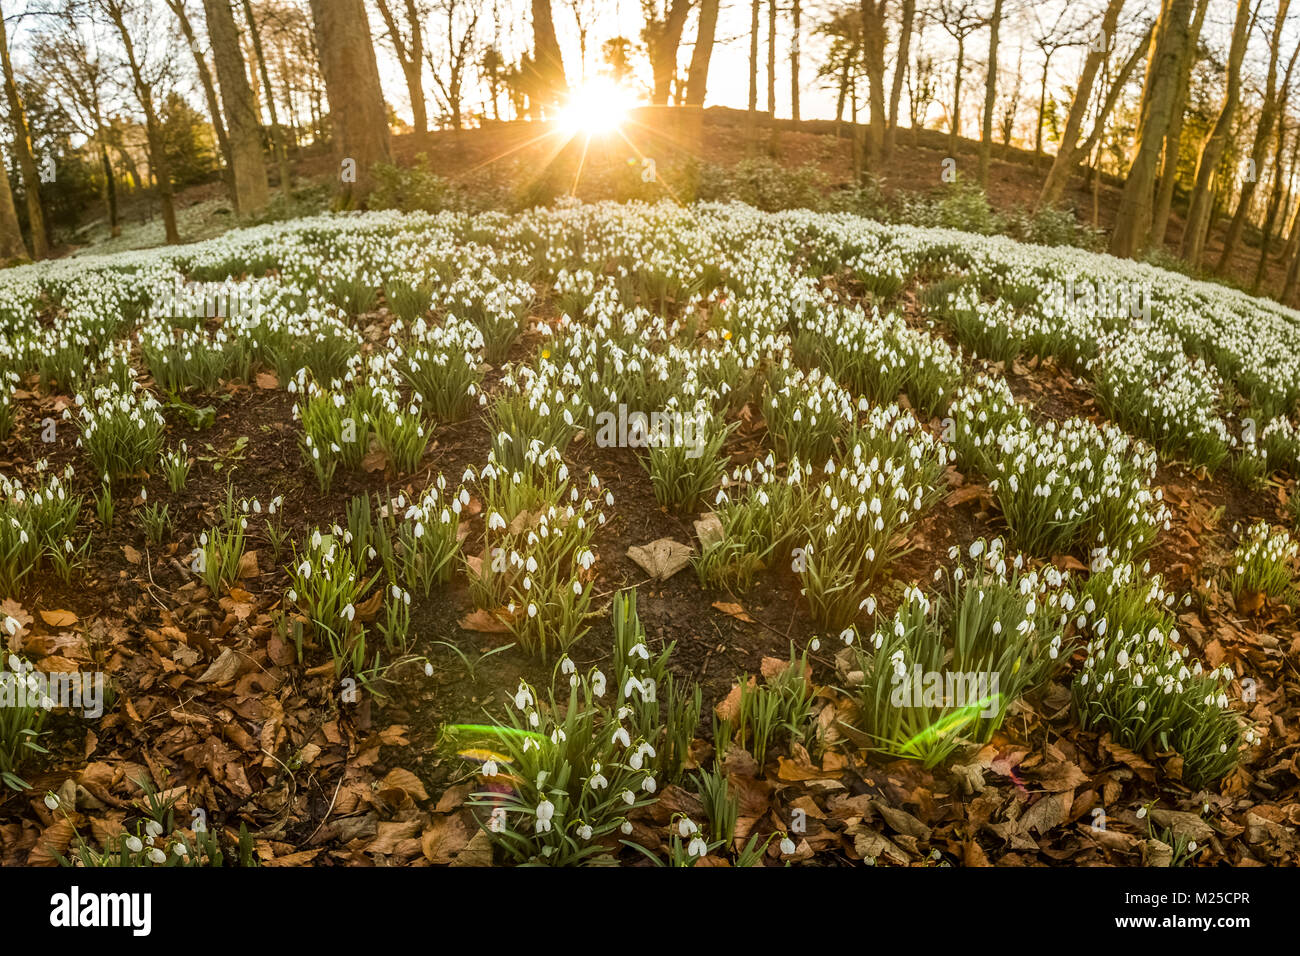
[555,79,636,136]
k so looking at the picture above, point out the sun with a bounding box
[555,79,636,136]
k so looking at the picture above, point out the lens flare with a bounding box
[556,80,635,136]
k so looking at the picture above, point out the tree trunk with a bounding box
[166,0,235,206]
[790,0,801,122]
[374,0,426,137]
[1034,51,1051,164]
[1039,0,1126,207]
[748,0,760,131]
[1109,0,1193,259]
[859,0,886,162]
[1078,23,1151,162]
[106,1,179,243]
[0,12,47,258]
[766,0,776,114]
[885,0,915,158]
[0,144,29,261]
[1179,0,1254,267]
[309,0,391,205]
[978,0,1004,186]
[530,0,566,109]
[1149,0,1210,248]
[1217,2,1294,273]
[950,40,965,159]
[650,0,691,106]
[203,0,270,216]
[686,0,720,106]
[99,139,119,238]
[242,0,294,194]
[1253,120,1294,292]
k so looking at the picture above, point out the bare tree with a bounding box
[1110,0,1194,259]
[1180,0,1257,267]
[32,0,120,236]
[564,0,598,80]
[163,0,233,202]
[1217,0,1293,272]
[373,0,426,136]
[816,5,861,132]
[1027,2,1076,166]
[644,1,692,106]
[202,0,270,215]
[425,0,478,129]
[241,0,292,193]
[1254,112,1298,291]
[98,0,181,243]
[0,2,48,257]
[934,0,982,159]
[1147,0,1208,246]
[0,141,27,259]
[1076,19,1151,163]
[686,0,719,106]
[978,0,1005,186]
[791,0,802,121]
[858,0,889,161]
[530,0,566,109]
[885,0,915,156]
[1038,0,1127,207]
[308,0,390,204]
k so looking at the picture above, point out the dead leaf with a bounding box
[694,513,724,550]
[712,601,756,624]
[361,441,388,473]
[38,609,78,628]
[421,815,470,863]
[197,647,242,684]
[236,550,260,579]
[626,538,693,581]
[381,768,429,802]
[459,608,511,633]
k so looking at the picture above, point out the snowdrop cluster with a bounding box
[1228,521,1298,599]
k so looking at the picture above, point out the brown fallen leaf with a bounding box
[627,538,693,581]
[361,441,389,473]
[712,601,756,624]
[382,768,429,802]
[1236,589,1265,615]
[693,513,724,550]
[450,829,494,867]
[459,608,511,633]
[421,815,471,864]
[944,484,987,507]
[236,550,260,579]
[197,647,242,684]
[38,609,78,628]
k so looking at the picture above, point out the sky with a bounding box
[378,0,1164,130]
